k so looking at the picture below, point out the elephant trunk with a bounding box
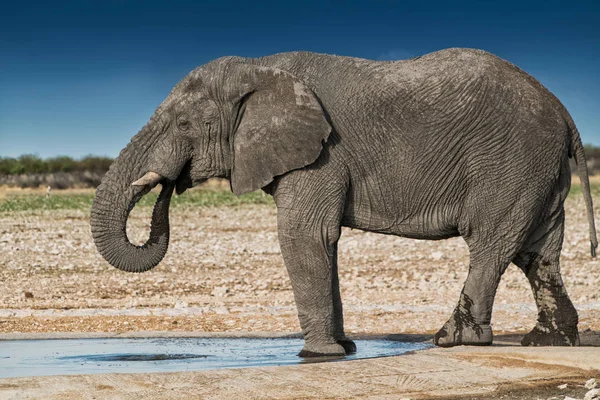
[90,123,175,273]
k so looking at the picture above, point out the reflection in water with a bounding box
[63,353,209,362]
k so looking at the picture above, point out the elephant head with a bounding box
[91,58,331,272]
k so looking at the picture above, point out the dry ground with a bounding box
[1,181,600,338]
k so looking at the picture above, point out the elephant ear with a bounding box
[228,65,331,195]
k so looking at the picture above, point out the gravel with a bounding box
[1,191,599,335]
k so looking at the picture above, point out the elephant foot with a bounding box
[434,316,492,347]
[337,338,357,354]
[298,339,355,358]
[521,324,579,346]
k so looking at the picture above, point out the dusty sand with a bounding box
[1,186,599,337]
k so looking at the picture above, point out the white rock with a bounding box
[431,251,444,260]
[585,379,598,390]
[558,383,569,389]
[585,388,600,400]
[173,300,188,309]
[211,286,229,297]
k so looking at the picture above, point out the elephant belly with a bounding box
[342,200,460,240]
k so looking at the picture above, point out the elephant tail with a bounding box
[568,118,598,257]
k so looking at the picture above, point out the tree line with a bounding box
[2,146,600,176]
[0,155,113,175]
[584,145,600,163]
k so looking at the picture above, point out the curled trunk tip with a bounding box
[91,179,175,273]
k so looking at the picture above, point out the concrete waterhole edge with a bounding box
[0,330,598,399]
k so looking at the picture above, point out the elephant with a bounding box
[91,48,597,357]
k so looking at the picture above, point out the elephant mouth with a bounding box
[175,161,194,195]
[131,161,207,196]
[174,161,208,195]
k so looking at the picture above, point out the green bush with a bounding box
[18,154,47,174]
[0,155,114,175]
[0,157,25,175]
[46,156,76,173]
[77,156,113,172]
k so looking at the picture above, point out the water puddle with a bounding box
[0,337,431,378]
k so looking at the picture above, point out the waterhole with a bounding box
[0,337,431,378]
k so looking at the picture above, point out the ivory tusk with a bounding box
[131,171,164,187]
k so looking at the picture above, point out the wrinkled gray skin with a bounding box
[91,48,598,356]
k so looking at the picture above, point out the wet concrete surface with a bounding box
[0,332,598,399]
[0,337,430,378]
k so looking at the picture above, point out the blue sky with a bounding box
[1,1,599,158]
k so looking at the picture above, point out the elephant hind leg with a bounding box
[434,245,513,347]
[513,208,579,346]
[435,200,533,347]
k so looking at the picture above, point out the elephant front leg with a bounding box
[331,243,356,354]
[278,225,353,357]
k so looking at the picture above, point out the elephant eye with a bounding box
[178,118,191,132]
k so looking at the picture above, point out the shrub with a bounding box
[0,158,25,175]
[0,155,114,175]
